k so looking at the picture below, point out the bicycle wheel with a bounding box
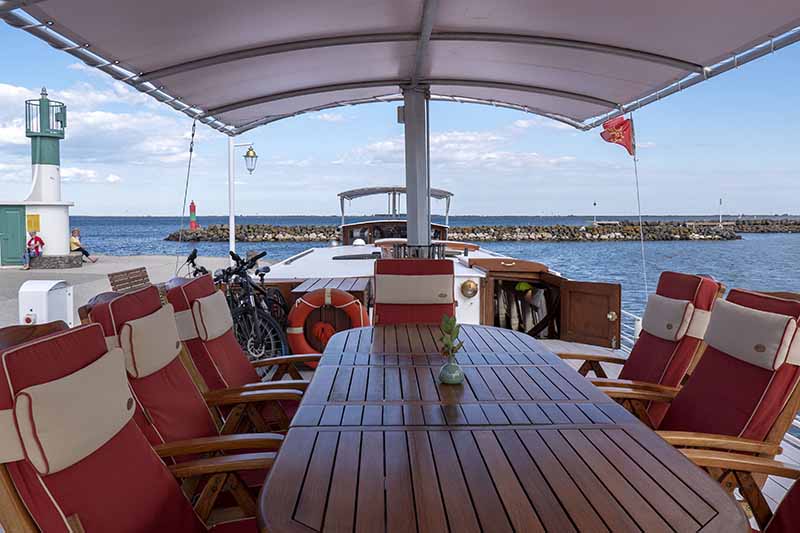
[230,306,288,360]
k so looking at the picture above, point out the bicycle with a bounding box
[183,249,289,360]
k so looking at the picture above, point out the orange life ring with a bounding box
[287,288,370,365]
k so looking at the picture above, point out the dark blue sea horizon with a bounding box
[69,215,800,318]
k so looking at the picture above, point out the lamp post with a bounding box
[227,137,258,261]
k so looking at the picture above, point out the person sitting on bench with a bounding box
[21,231,44,270]
[70,228,98,263]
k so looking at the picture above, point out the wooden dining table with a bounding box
[258,324,747,533]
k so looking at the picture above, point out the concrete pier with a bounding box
[0,255,233,327]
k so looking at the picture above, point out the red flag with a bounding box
[601,116,635,156]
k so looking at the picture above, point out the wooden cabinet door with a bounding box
[560,280,621,348]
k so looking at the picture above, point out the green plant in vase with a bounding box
[438,314,465,384]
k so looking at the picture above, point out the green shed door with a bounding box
[0,206,25,266]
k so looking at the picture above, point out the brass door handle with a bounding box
[500,261,516,267]
[607,311,618,322]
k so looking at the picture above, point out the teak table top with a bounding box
[258,325,747,533]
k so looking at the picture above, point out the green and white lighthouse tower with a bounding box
[23,88,73,255]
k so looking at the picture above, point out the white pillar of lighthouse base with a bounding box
[402,86,431,252]
[24,163,72,256]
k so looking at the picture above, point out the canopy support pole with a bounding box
[445,196,450,226]
[340,196,345,228]
[402,86,431,251]
[227,136,236,261]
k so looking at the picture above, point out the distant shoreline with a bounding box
[165,219,800,243]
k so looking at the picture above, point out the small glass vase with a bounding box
[438,354,464,385]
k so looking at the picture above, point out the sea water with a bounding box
[71,215,799,315]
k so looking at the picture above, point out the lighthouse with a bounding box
[23,88,73,256]
[0,88,74,265]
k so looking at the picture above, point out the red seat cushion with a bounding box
[767,480,800,532]
[373,259,456,325]
[658,290,800,439]
[90,286,219,446]
[0,324,208,532]
[167,276,298,426]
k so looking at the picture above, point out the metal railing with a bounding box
[619,309,642,354]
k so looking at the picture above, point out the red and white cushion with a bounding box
[658,289,800,440]
[704,298,798,370]
[641,293,695,342]
[89,285,219,446]
[192,290,234,341]
[119,303,182,378]
[373,259,456,325]
[0,324,217,532]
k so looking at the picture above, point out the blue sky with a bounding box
[1,21,798,216]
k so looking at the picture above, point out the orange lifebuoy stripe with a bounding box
[286,288,370,365]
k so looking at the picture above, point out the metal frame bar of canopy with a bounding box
[3,2,799,253]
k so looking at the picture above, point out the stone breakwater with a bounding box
[165,219,800,242]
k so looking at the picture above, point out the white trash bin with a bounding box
[18,280,74,327]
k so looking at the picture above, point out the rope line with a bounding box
[630,114,649,296]
[175,119,197,275]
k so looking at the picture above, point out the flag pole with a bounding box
[630,115,649,295]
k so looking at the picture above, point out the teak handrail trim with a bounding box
[153,433,284,457]
[658,431,783,456]
[169,452,276,478]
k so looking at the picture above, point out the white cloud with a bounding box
[638,141,656,149]
[61,167,123,184]
[310,112,345,123]
[338,129,575,172]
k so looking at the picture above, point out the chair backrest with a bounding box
[373,259,455,325]
[108,267,150,293]
[658,289,800,443]
[619,272,722,424]
[88,285,219,445]
[0,324,205,532]
[165,275,260,391]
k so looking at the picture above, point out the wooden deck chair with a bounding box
[0,323,267,532]
[604,290,800,484]
[88,285,302,440]
[108,266,150,293]
[373,258,456,325]
[681,449,800,532]
[164,275,315,418]
[561,271,723,426]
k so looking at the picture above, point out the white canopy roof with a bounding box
[3,1,799,134]
[339,187,452,201]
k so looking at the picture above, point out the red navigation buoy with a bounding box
[189,200,200,230]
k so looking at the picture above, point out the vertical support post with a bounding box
[445,196,450,227]
[340,196,346,228]
[227,136,236,260]
[402,86,431,250]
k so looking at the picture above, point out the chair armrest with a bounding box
[599,386,678,403]
[658,431,782,456]
[252,355,322,368]
[153,433,284,458]
[169,452,276,478]
[204,388,304,407]
[558,353,628,365]
[590,379,681,395]
[202,380,309,400]
[681,449,800,479]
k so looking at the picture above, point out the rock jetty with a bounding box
[162,219,800,242]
